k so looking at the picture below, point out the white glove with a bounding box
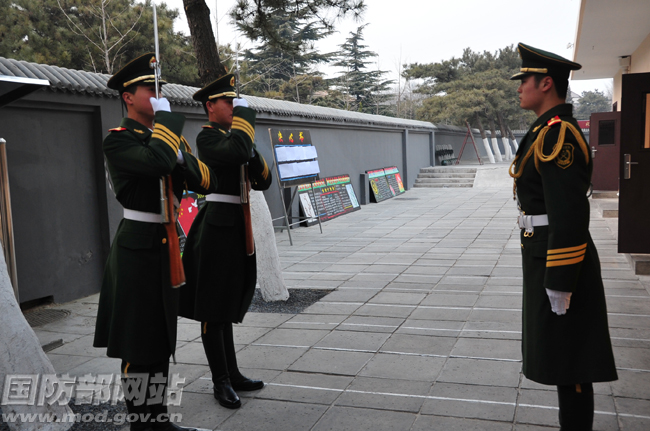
[150,97,171,113]
[546,288,572,315]
[176,149,185,166]
[233,97,248,108]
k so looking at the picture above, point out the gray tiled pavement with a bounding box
[34,172,650,430]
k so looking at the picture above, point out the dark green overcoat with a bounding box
[94,112,217,365]
[180,106,272,323]
[512,104,617,385]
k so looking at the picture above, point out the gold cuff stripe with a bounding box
[232,118,255,141]
[547,249,586,261]
[232,117,255,137]
[152,127,178,147]
[547,243,587,255]
[152,132,179,153]
[181,136,193,155]
[546,255,585,267]
[198,160,210,189]
[153,124,180,152]
[208,91,237,100]
[520,67,548,73]
[156,123,180,144]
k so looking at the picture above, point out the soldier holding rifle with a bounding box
[93,51,217,431]
[179,74,272,409]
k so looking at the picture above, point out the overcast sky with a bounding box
[156,0,610,95]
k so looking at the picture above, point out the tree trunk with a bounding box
[0,248,74,431]
[182,0,226,85]
[496,111,512,160]
[488,117,503,162]
[508,127,519,152]
[474,113,495,164]
[251,190,289,302]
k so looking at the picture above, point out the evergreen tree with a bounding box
[0,0,200,86]
[407,45,535,131]
[332,24,393,115]
[574,90,612,119]
[242,11,333,102]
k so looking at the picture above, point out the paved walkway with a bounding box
[35,175,650,430]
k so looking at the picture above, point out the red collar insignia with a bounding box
[547,116,562,127]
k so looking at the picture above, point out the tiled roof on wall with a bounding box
[0,56,435,130]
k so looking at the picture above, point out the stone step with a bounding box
[592,191,618,199]
[413,183,474,188]
[417,172,476,179]
[602,209,618,218]
[415,177,475,184]
[420,167,478,174]
[627,254,650,276]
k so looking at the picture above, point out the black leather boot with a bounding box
[223,322,264,392]
[121,361,154,431]
[202,322,241,409]
[213,377,241,409]
[557,383,594,431]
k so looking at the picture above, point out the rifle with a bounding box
[152,4,185,287]
[235,43,255,256]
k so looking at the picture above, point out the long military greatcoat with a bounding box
[511,103,617,385]
[94,112,217,365]
[180,106,272,323]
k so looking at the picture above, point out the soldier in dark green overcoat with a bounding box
[179,74,272,409]
[509,43,617,431]
[93,53,217,431]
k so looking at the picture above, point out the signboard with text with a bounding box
[367,168,394,202]
[269,128,320,187]
[298,174,360,225]
[384,166,405,196]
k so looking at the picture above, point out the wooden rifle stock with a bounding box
[241,165,255,256]
[163,175,186,287]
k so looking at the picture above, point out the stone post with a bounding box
[251,191,289,301]
[0,245,73,430]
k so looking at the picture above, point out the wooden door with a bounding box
[589,112,620,191]
[619,72,650,253]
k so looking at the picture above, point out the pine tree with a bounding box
[332,24,393,115]
[243,11,333,102]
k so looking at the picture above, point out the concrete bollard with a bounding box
[251,190,289,302]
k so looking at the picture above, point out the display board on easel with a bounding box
[297,174,360,226]
[269,128,323,245]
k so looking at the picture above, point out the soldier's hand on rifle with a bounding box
[150,97,171,113]
[546,288,572,315]
[233,97,248,108]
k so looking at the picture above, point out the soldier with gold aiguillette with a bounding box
[93,53,217,431]
[179,74,272,409]
[509,43,617,431]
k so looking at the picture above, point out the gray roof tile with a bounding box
[0,56,435,130]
